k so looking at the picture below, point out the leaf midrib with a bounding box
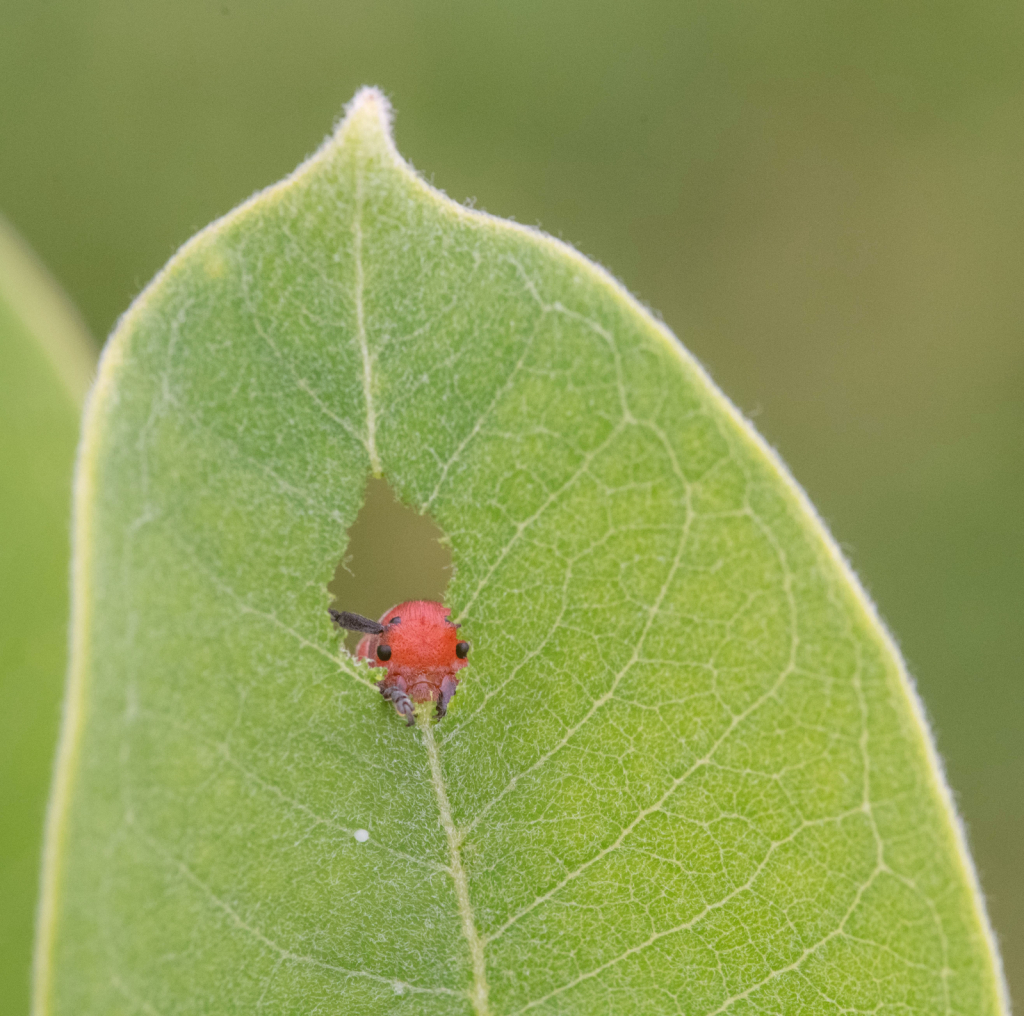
[354,146,488,1011]
[420,713,493,1015]
[354,150,381,476]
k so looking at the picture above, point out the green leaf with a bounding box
[36,90,1007,1015]
[0,215,93,1015]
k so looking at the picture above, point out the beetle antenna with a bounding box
[329,609,385,635]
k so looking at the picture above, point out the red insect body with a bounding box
[356,600,468,705]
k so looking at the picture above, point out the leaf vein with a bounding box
[128,817,462,998]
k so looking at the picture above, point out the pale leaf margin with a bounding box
[32,87,1011,1014]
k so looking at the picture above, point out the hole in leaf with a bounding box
[328,478,452,652]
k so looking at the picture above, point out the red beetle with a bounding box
[329,600,470,726]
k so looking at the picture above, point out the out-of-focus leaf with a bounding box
[0,215,93,1015]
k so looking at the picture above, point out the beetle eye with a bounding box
[455,641,470,659]
[376,644,392,662]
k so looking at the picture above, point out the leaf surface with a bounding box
[0,215,93,1015]
[37,91,1007,1015]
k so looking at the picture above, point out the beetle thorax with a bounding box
[355,599,468,702]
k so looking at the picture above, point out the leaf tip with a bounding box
[334,86,396,153]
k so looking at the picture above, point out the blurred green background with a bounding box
[1,0,1020,1009]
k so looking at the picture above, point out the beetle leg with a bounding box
[379,681,415,726]
[436,675,459,719]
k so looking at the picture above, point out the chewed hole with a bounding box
[329,478,452,652]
